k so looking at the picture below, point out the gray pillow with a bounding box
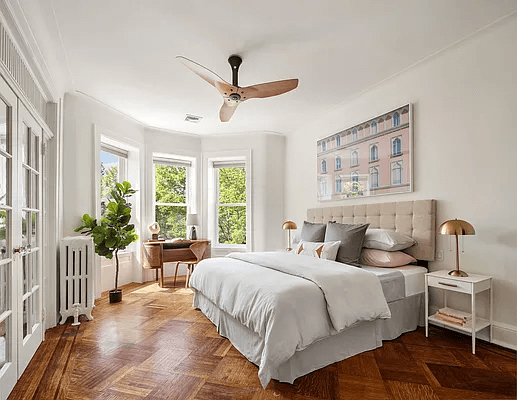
[324,222,369,264]
[300,221,326,242]
[363,229,416,251]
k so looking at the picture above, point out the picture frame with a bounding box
[317,104,412,201]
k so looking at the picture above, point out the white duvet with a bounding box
[189,252,390,387]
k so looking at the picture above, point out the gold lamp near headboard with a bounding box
[439,218,475,277]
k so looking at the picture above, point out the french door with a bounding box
[0,77,43,400]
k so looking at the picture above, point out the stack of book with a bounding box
[435,307,472,327]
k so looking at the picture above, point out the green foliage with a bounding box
[154,165,187,238]
[155,165,186,203]
[100,162,118,199]
[218,168,246,245]
[155,205,186,239]
[75,180,138,290]
[0,210,5,241]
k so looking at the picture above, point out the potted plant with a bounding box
[75,181,138,303]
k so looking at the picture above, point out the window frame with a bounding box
[206,152,252,253]
[370,166,379,189]
[214,162,247,248]
[350,150,359,167]
[335,156,341,170]
[391,161,403,185]
[391,136,402,157]
[152,155,194,239]
[393,112,400,127]
[371,121,377,135]
[335,175,342,193]
[321,159,327,173]
[369,143,379,162]
[100,144,128,210]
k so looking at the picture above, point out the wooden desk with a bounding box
[142,239,211,287]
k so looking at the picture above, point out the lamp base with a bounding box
[189,226,197,240]
[286,247,292,252]
[448,269,468,277]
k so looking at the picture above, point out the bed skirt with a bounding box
[192,290,424,384]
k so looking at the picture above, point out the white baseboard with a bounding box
[429,304,516,350]
[491,321,517,350]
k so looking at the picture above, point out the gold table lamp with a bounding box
[439,218,475,277]
[282,221,297,251]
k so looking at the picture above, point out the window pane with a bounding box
[100,151,119,203]
[22,212,29,247]
[0,155,7,206]
[0,315,9,369]
[155,205,186,238]
[0,100,8,153]
[31,173,38,209]
[155,165,186,204]
[218,206,246,245]
[21,124,29,164]
[0,262,8,313]
[218,167,246,204]
[23,298,29,339]
[0,210,7,259]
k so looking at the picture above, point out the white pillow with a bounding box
[295,240,341,261]
[363,229,416,251]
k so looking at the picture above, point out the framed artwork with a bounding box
[317,104,412,201]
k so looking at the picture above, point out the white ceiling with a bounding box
[38,1,517,135]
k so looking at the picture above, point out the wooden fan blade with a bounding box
[215,81,240,97]
[241,79,298,100]
[220,101,238,122]
[176,56,230,89]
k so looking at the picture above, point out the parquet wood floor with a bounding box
[9,279,516,400]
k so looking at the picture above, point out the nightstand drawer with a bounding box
[427,275,472,294]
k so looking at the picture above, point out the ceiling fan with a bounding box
[176,55,299,122]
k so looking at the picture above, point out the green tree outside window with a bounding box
[217,167,246,245]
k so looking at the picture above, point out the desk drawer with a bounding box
[428,276,472,294]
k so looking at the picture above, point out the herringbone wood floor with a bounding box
[9,278,516,400]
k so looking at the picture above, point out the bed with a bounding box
[190,200,436,388]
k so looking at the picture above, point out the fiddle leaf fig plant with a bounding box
[75,181,138,292]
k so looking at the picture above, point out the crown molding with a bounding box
[0,0,59,102]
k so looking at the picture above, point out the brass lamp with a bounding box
[439,219,475,277]
[282,221,298,251]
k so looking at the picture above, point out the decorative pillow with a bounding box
[295,240,341,261]
[360,248,417,267]
[324,222,369,264]
[300,221,326,242]
[363,229,416,251]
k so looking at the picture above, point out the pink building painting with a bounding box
[317,104,412,201]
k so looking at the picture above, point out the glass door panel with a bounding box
[16,104,42,376]
[0,78,18,400]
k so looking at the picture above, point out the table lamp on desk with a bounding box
[187,213,199,240]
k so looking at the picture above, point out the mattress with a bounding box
[362,264,428,297]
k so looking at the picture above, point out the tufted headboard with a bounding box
[307,200,436,261]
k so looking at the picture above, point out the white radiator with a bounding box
[59,236,94,324]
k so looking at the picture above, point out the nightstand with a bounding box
[425,270,492,354]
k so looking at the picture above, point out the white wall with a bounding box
[62,93,146,236]
[284,15,517,349]
[202,133,285,253]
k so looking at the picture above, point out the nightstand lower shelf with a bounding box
[428,314,490,334]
